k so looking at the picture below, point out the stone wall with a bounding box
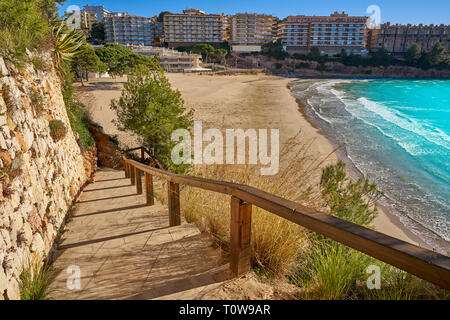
[0,53,91,299]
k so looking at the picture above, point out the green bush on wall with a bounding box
[49,119,66,141]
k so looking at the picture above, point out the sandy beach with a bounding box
[75,73,419,246]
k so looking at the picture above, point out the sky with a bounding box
[58,0,450,25]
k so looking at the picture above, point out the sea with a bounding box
[290,79,450,254]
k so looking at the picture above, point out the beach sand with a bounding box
[75,73,419,246]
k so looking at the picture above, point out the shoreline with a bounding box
[289,79,425,248]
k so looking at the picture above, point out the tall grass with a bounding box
[152,132,447,299]
[20,254,54,300]
[154,135,333,277]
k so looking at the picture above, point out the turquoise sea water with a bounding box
[291,79,450,253]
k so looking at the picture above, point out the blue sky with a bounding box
[59,0,450,25]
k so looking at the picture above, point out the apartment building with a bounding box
[163,9,227,48]
[80,11,97,31]
[278,12,369,55]
[83,5,111,22]
[105,13,161,46]
[230,13,277,52]
[368,23,450,55]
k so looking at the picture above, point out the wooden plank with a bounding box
[123,158,450,289]
[145,172,154,206]
[168,181,180,226]
[135,167,142,194]
[141,148,145,162]
[130,164,135,185]
[230,196,252,276]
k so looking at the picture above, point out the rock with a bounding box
[0,268,7,294]
[5,278,20,300]
[88,125,123,168]
[22,224,33,246]
[27,207,42,233]
[31,233,45,254]
[0,133,7,150]
[0,57,8,77]
[0,151,11,167]
[9,214,23,238]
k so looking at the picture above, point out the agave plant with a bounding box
[52,23,85,76]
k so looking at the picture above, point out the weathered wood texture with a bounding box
[230,197,252,276]
[135,167,142,194]
[145,173,154,206]
[168,181,180,227]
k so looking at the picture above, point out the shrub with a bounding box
[30,89,44,115]
[0,0,53,64]
[20,254,54,300]
[62,68,95,147]
[49,119,66,141]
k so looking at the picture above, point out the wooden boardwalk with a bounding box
[50,168,230,300]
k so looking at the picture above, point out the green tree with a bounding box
[261,39,289,60]
[71,43,101,85]
[158,11,170,22]
[109,53,162,76]
[111,65,193,173]
[429,42,446,66]
[190,44,216,63]
[370,46,393,66]
[95,43,134,73]
[214,48,228,65]
[405,43,421,65]
[90,21,105,43]
[309,47,321,60]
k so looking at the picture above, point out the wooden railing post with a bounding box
[230,196,252,276]
[130,164,135,185]
[124,162,130,178]
[141,148,145,162]
[135,167,142,194]
[145,172,154,206]
[168,181,180,226]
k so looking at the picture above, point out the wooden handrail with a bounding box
[124,146,163,169]
[123,157,450,290]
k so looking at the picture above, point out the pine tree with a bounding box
[111,65,193,173]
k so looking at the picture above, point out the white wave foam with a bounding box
[356,97,450,150]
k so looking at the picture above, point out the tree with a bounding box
[109,53,162,76]
[95,43,134,73]
[90,21,105,43]
[309,47,321,60]
[261,39,289,60]
[158,11,170,23]
[370,46,393,66]
[214,48,228,65]
[111,65,193,173]
[405,43,421,65]
[190,44,216,63]
[71,42,101,85]
[429,42,446,66]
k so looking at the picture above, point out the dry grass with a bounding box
[153,133,334,277]
[150,131,448,299]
